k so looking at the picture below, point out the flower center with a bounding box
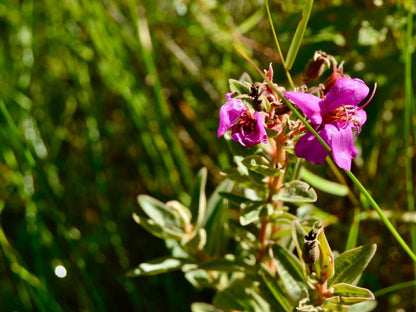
[322,105,363,133]
[238,111,257,133]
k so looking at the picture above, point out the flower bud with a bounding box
[302,51,332,83]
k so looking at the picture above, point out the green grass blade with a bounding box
[403,0,416,294]
[265,0,295,89]
[345,207,360,250]
[285,0,314,70]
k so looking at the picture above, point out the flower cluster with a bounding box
[217,53,375,171]
[217,93,268,148]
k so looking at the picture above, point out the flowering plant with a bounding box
[130,51,378,311]
[128,2,416,311]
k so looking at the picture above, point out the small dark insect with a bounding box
[302,228,321,265]
[249,84,267,112]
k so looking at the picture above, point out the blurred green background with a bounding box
[0,0,415,311]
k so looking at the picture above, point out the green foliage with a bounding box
[0,0,414,310]
[328,244,377,286]
[133,160,377,310]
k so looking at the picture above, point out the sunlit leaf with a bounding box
[275,257,306,303]
[291,220,307,261]
[219,191,251,205]
[348,300,377,312]
[229,79,251,95]
[240,203,271,226]
[190,168,208,232]
[191,302,224,312]
[316,226,334,283]
[301,168,349,197]
[205,180,233,256]
[198,259,255,273]
[132,213,184,240]
[213,279,270,312]
[272,244,305,283]
[328,244,377,286]
[258,265,292,312]
[285,0,314,69]
[242,155,282,177]
[273,181,317,203]
[126,257,193,277]
[330,283,375,302]
[137,195,182,227]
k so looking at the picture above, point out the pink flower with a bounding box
[285,78,374,171]
[218,93,268,148]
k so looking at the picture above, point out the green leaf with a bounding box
[272,244,305,283]
[185,269,213,289]
[330,283,375,302]
[348,300,377,312]
[240,203,272,226]
[132,213,184,240]
[205,180,232,256]
[285,0,314,70]
[166,200,192,227]
[273,180,317,203]
[191,302,224,312]
[258,265,293,312]
[137,195,182,227]
[229,78,251,95]
[316,226,334,283]
[272,245,305,302]
[185,228,207,252]
[242,155,282,177]
[301,168,349,197]
[213,279,270,312]
[126,257,193,277]
[198,259,254,273]
[190,168,208,231]
[328,244,377,286]
[291,220,307,260]
[221,167,266,191]
[219,191,251,205]
[206,180,232,221]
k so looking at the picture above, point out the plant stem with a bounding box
[345,170,416,262]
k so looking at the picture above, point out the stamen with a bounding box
[359,83,377,110]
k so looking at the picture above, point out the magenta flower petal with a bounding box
[356,109,367,128]
[294,126,331,165]
[285,92,323,124]
[328,124,356,171]
[287,77,373,171]
[324,78,369,112]
[230,112,268,147]
[217,93,246,137]
[246,112,268,145]
[231,131,249,147]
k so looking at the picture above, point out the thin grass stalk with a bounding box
[265,0,295,90]
[374,280,416,297]
[403,0,416,286]
[285,0,314,70]
[345,207,360,250]
[134,5,193,190]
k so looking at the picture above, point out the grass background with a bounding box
[0,0,415,311]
